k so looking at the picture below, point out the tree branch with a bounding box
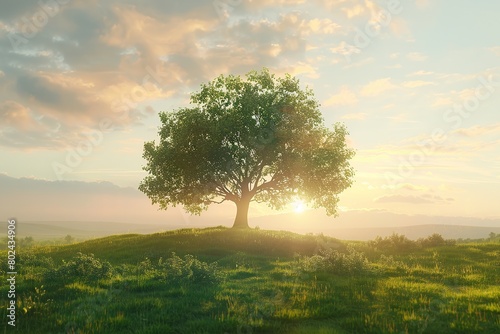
[251,161,265,192]
[207,198,226,204]
[213,181,240,203]
[254,173,281,194]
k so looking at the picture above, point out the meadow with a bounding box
[1,227,499,333]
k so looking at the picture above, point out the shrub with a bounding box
[297,246,369,275]
[368,233,453,252]
[368,233,417,252]
[18,251,55,270]
[47,252,113,282]
[418,233,447,247]
[161,253,224,285]
[136,257,157,276]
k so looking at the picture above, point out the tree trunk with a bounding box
[232,196,250,229]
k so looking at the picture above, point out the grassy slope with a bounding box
[2,227,500,333]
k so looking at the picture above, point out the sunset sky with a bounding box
[1,0,499,226]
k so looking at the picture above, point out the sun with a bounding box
[292,199,306,213]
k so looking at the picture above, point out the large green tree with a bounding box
[139,69,355,228]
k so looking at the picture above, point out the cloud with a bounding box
[0,100,65,148]
[278,61,319,78]
[390,17,412,39]
[330,41,360,58]
[409,70,434,76]
[451,123,500,137]
[360,77,397,96]
[301,18,341,35]
[398,183,428,191]
[406,52,428,61]
[489,46,500,56]
[342,4,365,18]
[431,96,453,108]
[374,194,453,204]
[341,112,367,120]
[402,80,436,88]
[374,194,433,204]
[1,1,330,150]
[243,0,306,10]
[324,87,358,106]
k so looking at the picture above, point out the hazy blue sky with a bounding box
[1,0,499,225]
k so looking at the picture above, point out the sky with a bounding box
[1,0,499,228]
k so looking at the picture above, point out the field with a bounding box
[1,227,499,333]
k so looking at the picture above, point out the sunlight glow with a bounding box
[292,199,306,213]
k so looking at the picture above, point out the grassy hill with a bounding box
[1,227,499,333]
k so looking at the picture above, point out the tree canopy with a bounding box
[139,68,355,228]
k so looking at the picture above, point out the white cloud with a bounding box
[330,41,360,57]
[301,18,341,35]
[324,86,358,106]
[452,123,500,137]
[408,70,434,76]
[360,78,397,96]
[402,80,436,88]
[276,61,319,79]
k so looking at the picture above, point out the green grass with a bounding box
[1,227,499,333]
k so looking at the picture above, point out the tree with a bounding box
[65,234,74,244]
[19,236,34,248]
[139,68,355,229]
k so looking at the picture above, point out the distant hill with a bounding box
[12,221,174,240]
[10,220,500,241]
[316,224,500,241]
[248,210,500,240]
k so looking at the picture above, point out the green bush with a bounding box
[46,252,114,282]
[160,253,224,285]
[417,233,449,247]
[297,246,369,275]
[368,233,417,252]
[18,251,55,270]
[136,257,157,276]
[368,233,453,252]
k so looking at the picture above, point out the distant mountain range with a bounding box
[2,173,498,241]
[250,209,500,240]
